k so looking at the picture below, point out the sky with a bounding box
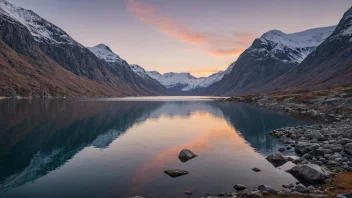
[8,0,352,77]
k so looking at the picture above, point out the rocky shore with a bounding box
[211,89,352,197]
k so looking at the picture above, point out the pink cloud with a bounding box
[127,0,209,44]
[126,0,256,58]
[206,48,245,57]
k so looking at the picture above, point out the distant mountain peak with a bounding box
[0,0,78,46]
[94,44,113,52]
[88,44,125,64]
[250,26,337,64]
[146,65,234,92]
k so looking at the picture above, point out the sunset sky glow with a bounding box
[8,0,352,77]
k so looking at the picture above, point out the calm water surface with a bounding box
[0,97,313,198]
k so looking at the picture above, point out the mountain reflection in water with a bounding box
[0,98,312,198]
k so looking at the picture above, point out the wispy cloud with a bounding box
[206,48,245,57]
[127,0,210,44]
[126,0,256,57]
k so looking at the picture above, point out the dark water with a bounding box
[0,97,313,198]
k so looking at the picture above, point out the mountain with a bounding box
[0,0,133,97]
[203,26,336,95]
[264,7,352,91]
[0,0,166,97]
[147,63,234,94]
[87,44,168,95]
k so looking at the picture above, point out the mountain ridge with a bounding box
[0,0,168,97]
[147,63,235,94]
[202,25,337,96]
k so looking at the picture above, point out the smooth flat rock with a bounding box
[164,169,189,178]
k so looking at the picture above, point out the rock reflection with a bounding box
[0,99,311,194]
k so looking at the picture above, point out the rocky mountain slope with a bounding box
[265,6,352,92]
[147,63,234,94]
[203,26,336,95]
[0,2,131,97]
[0,0,167,97]
[87,44,168,95]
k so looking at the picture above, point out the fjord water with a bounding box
[0,97,312,198]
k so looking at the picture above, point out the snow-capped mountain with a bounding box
[129,64,152,79]
[265,6,352,91]
[203,26,337,95]
[253,26,336,64]
[0,0,169,96]
[88,44,168,95]
[87,44,127,65]
[0,0,78,46]
[147,63,234,92]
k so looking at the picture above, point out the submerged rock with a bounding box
[266,152,288,167]
[164,169,189,178]
[287,164,330,184]
[178,149,198,162]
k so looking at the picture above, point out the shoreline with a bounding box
[212,89,352,197]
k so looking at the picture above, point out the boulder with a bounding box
[315,149,332,155]
[329,153,342,160]
[266,152,288,167]
[339,138,352,145]
[257,185,278,195]
[345,143,352,155]
[164,169,189,178]
[295,184,308,193]
[287,164,330,184]
[234,184,246,191]
[307,131,325,140]
[295,142,319,154]
[178,149,198,162]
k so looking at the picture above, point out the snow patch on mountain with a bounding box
[147,63,234,91]
[87,44,126,64]
[0,0,78,45]
[129,64,152,79]
[251,26,336,63]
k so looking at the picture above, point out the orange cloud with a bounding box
[207,48,245,57]
[126,0,256,58]
[127,0,209,44]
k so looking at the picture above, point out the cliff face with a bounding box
[0,0,168,97]
[264,7,352,92]
[0,11,129,97]
[202,26,336,96]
